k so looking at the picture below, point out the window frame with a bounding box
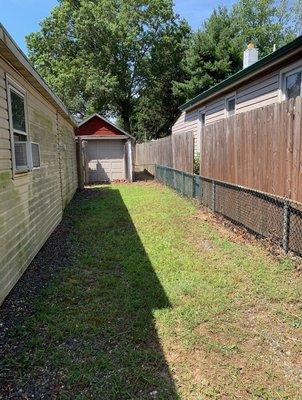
[283,66,302,100]
[6,75,30,175]
[279,62,302,101]
[199,110,206,127]
[225,94,236,117]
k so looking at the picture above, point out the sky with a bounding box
[1,0,236,54]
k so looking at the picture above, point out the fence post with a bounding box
[192,176,196,198]
[282,200,290,252]
[182,171,185,195]
[212,180,216,212]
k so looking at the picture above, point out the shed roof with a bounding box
[180,35,302,112]
[78,113,135,140]
[0,23,77,127]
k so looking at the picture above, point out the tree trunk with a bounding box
[119,103,132,135]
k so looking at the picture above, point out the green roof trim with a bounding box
[180,35,302,111]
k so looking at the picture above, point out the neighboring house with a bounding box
[172,36,302,155]
[76,114,135,184]
[0,24,78,304]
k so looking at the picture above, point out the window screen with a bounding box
[285,71,302,99]
[10,90,26,134]
[31,143,41,168]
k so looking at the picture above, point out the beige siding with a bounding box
[58,115,78,206]
[172,110,200,155]
[236,73,279,113]
[172,57,302,144]
[205,98,225,124]
[0,57,77,305]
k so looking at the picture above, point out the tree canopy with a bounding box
[27,0,300,140]
[173,0,298,102]
[27,0,189,138]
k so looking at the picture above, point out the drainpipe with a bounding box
[126,139,133,182]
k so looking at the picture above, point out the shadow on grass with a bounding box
[0,187,178,399]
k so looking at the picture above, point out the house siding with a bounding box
[172,110,200,155]
[0,56,78,305]
[172,57,302,152]
[236,72,280,113]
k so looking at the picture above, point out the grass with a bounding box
[1,182,301,399]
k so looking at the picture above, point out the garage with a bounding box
[86,139,125,182]
[76,114,135,185]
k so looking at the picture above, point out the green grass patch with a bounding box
[1,183,301,399]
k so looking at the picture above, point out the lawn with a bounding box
[0,182,301,399]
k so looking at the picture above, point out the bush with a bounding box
[193,154,200,175]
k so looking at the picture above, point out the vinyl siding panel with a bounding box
[236,73,279,113]
[205,98,225,124]
[172,110,200,155]
[0,57,78,305]
[58,115,78,206]
[172,58,302,141]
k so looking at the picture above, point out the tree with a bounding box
[291,0,302,35]
[132,19,190,141]
[173,6,241,102]
[26,0,189,137]
[173,0,298,102]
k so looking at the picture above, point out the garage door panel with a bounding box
[86,140,125,183]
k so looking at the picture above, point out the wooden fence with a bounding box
[135,131,194,175]
[201,96,302,203]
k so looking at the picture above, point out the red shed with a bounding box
[76,114,135,184]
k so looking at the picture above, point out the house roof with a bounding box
[0,23,77,127]
[180,35,302,112]
[78,113,135,140]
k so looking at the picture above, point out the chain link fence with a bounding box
[155,164,302,256]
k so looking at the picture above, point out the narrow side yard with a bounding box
[0,182,301,399]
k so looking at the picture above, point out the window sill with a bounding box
[14,170,32,177]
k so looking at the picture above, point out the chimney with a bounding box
[243,43,259,69]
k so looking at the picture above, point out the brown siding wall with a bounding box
[0,57,78,305]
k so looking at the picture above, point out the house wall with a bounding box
[172,110,199,155]
[172,56,302,155]
[0,56,78,305]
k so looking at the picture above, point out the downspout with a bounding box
[126,139,133,182]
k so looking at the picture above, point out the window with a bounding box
[11,90,27,134]
[7,82,31,173]
[200,111,206,126]
[226,96,236,117]
[284,69,302,99]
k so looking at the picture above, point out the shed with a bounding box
[76,114,135,185]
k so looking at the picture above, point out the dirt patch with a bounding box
[193,206,302,271]
[163,307,302,399]
[0,195,79,399]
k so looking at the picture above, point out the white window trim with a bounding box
[279,61,302,101]
[199,109,206,125]
[6,74,30,176]
[225,93,236,117]
[197,108,206,131]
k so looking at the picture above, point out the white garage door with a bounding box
[86,140,125,183]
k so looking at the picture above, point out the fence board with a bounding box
[135,132,193,175]
[200,96,302,203]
